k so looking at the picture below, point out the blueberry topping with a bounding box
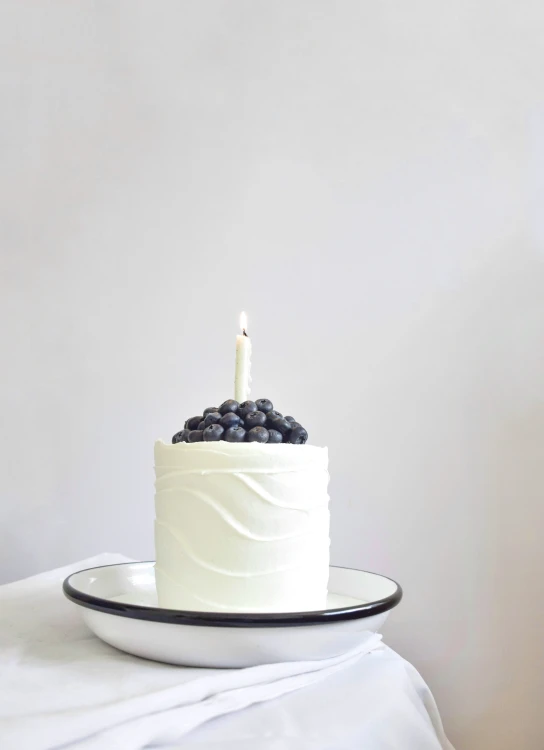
[203,424,224,441]
[219,399,239,415]
[179,400,308,444]
[204,411,222,427]
[246,426,269,443]
[238,400,257,419]
[224,425,246,442]
[188,430,204,442]
[244,411,267,430]
[220,412,241,430]
[172,429,190,444]
[288,425,308,444]
[255,399,273,414]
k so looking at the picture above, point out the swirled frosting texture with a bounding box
[154,441,330,612]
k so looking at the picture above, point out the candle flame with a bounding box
[240,311,248,335]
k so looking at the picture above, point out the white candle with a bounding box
[235,311,252,403]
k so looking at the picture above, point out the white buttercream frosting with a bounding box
[154,441,330,613]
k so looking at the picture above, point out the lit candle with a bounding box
[235,311,252,403]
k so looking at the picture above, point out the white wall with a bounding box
[2,2,544,748]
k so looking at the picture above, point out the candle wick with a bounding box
[242,329,248,337]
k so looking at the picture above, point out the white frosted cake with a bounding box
[154,439,330,612]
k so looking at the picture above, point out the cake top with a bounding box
[156,440,327,471]
[172,399,308,446]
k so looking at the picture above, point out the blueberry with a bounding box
[246,426,269,443]
[270,417,292,436]
[284,416,296,423]
[267,429,283,443]
[266,411,284,428]
[288,425,308,444]
[288,421,301,430]
[198,420,206,430]
[220,412,241,430]
[203,424,224,441]
[244,411,267,430]
[172,429,190,444]
[238,400,257,419]
[255,399,273,414]
[239,400,257,411]
[224,426,246,442]
[204,411,222,427]
[185,416,202,431]
[219,399,239,415]
[203,406,219,416]
[188,430,204,442]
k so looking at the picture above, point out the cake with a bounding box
[154,398,330,613]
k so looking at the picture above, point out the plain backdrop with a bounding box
[2,2,544,749]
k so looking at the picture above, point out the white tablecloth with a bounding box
[0,554,453,750]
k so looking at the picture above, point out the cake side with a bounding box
[154,441,330,613]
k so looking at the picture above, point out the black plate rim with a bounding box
[63,561,402,629]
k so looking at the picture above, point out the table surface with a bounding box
[0,554,453,750]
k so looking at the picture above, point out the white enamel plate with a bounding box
[63,562,402,668]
